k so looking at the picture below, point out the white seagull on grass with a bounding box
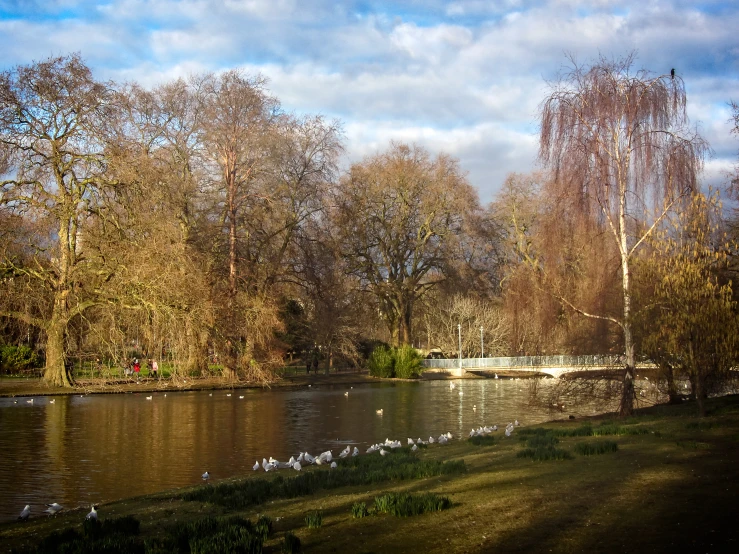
[45,503,63,516]
[18,505,31,521]
[86,505,98,521]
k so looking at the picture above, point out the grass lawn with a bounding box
[2,395,737,553]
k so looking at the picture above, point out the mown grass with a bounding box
[4,394,739,554]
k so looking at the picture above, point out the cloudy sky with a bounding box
[1,0,737,201]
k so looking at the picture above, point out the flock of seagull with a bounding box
[15,380,522,524]
[17,502,97,522]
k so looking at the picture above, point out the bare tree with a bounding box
[0,55,117,387]
[333,142,479,345]
[539,53,708,415]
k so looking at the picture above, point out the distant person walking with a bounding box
[133,359,141,380]
[150,359,159,378]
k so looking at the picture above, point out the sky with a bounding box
[1,0,738,202]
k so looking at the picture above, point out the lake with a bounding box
[0,378,607,522]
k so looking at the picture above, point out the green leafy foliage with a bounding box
[0,344,40,374]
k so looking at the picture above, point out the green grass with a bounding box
[183,452,466,510]
[351,502,369,518]
[5,394,739,554]
[516,446,574,461]
[373,492,452,517]
[281,531,301,553]
[305,511,323,529]
[573,440,619,455]
[468,435,496,446]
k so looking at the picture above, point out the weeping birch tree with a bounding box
[538,54,708,415]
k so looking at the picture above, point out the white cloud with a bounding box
[0,0,736,201]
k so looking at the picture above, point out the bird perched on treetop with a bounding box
[671,68,675,79]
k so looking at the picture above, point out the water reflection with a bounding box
[0,379,595,522]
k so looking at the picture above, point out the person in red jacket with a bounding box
[133,359,141,380]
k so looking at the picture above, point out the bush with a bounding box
[368,346,394,378]
[305,510,323,529]
[0,344,40,374]
[282,532,301,553]
[394,344,423,378]
[351,502,369,518]
[574,440,619,455]
[368,344,424,379]
[374,492,451,517]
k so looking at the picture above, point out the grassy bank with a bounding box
[2,395,738,552]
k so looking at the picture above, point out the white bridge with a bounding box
[422,355,630,378]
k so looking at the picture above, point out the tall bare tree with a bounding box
[333,142,479,345]
[0,55,117,387]
[539,54,708,415]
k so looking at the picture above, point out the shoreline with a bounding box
[0,369,507,399]
[1,394,737,552]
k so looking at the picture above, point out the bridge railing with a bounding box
[422,354,621,370]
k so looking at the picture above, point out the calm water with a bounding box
[0,379,596,522]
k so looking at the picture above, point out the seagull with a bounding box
[344,391,349,397]
[494,373,498,379]
[26,399,34,404]
[411,444,418,451]
[253,461,260,471]
[407,438,415,445]
[330,461,337,469]
[293,462,302,471]
[45,503,63,516]
[202,471,210,482]
[49,399,55,404]
[226,393,231,397]
[239,395,244,399]
[209,393,213,396]
[352,446,359,457]
[379,448,388,456]
[18,505,31,521]
[145,396,153,400]
[376,409,383,415]
[449,382,455,390]
[473,405,477,412]
[85,505,98,521]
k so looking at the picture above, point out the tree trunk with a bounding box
[618,174,635,417]
[44,308,74,388]
[185,324,208,375]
